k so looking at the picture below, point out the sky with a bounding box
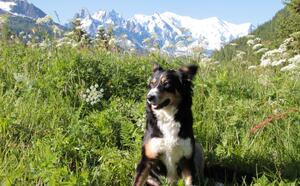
[30,0,285,25]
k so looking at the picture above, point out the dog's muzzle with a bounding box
[147,89,170,109]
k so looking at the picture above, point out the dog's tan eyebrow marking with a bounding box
[150,78,157,85]
[160,76,168,84]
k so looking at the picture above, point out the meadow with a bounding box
[0,37,299,186]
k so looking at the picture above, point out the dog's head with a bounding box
[147,64,198,110]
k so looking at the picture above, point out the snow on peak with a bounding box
[0,1,16,12]
[76,9,255,55]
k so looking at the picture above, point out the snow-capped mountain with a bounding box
[76,9,255,55]
[0,0,64,35]
[0,0,46,19]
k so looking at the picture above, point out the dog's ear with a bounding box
[179,65,198,81]
[153,63,163,73]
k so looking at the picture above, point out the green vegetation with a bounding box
[0,2,300,186]
[0,39,299,185]
[213,0,300,63]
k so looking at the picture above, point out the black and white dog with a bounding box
[134,64,204,186]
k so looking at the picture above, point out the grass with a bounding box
[0,41,299,185]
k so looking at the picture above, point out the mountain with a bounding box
[0,0,64,35]
[76,9,255,55]
[0,0,46,18]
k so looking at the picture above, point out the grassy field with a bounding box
[0,40,299,185]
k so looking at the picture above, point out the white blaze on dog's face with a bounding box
[147,65,181,110]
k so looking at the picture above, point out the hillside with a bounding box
[0,1,300,186]
[213,5,300,72]
[0,0,65,37]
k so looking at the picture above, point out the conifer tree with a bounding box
[95,25,107,49]
[94,25,115,51]
[285,0,300,13]
[70,18,91,47]
[0,15,12,42]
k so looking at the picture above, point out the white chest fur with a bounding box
[151,107,192,181]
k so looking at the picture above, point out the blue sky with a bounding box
[30,0,284,25]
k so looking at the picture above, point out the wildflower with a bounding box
[247,39,255,46]
[81,84,104,105]
[13,73,27,82]
[108,38,116,46]
[288,54,300,65]
[236,50,246,60]
[271,59,286,66]
[258,74,271,86]
[254,37,261,44]
[254,48,268,54]
[36,15,53,25]
[260,59,272,67]
[247,37,261,46]
[248,65,257,70]
[280,63,299,72]
[252,44,263,51]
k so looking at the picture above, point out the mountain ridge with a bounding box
[0,0,255,55]
[0,0,65,36]
[76,9,255,55]
[0,0,46,19]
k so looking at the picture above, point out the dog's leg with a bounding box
[193,143,204,179]
[181,158,196,186]
[134,157,151,186]
[181,143,204,186]
[145,175,160,186]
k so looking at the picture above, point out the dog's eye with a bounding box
[162,81,170,88]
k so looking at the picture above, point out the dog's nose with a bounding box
[147,95,156,102]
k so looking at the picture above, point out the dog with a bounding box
[134,64,204,186]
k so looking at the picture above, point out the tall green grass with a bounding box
[0,42,299,185]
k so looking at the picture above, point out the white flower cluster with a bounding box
[252,43,263,51]
[234,50,246,61]
[254,47,269,55]
[81,84,104,105]
[136,115,146,131]
[248,65,257,70]
[36,15,53,25]
[13,73,33,89]
[247,31,300,72]
[258,35,300,71]
[281,63,299,72]
[246,37,269,55]
[258,74,272,86]
[288,54,300,65]
[55,34,78,48]
[247,37,261,46]
[13,73,27,83]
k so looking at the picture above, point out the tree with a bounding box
[94,25,115,51]
[275,6,300,41]
[0,14,12,42]
[71,18,87,43]
[95,25,106,49]
[285,0,300,14]
[68,18,91,47]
